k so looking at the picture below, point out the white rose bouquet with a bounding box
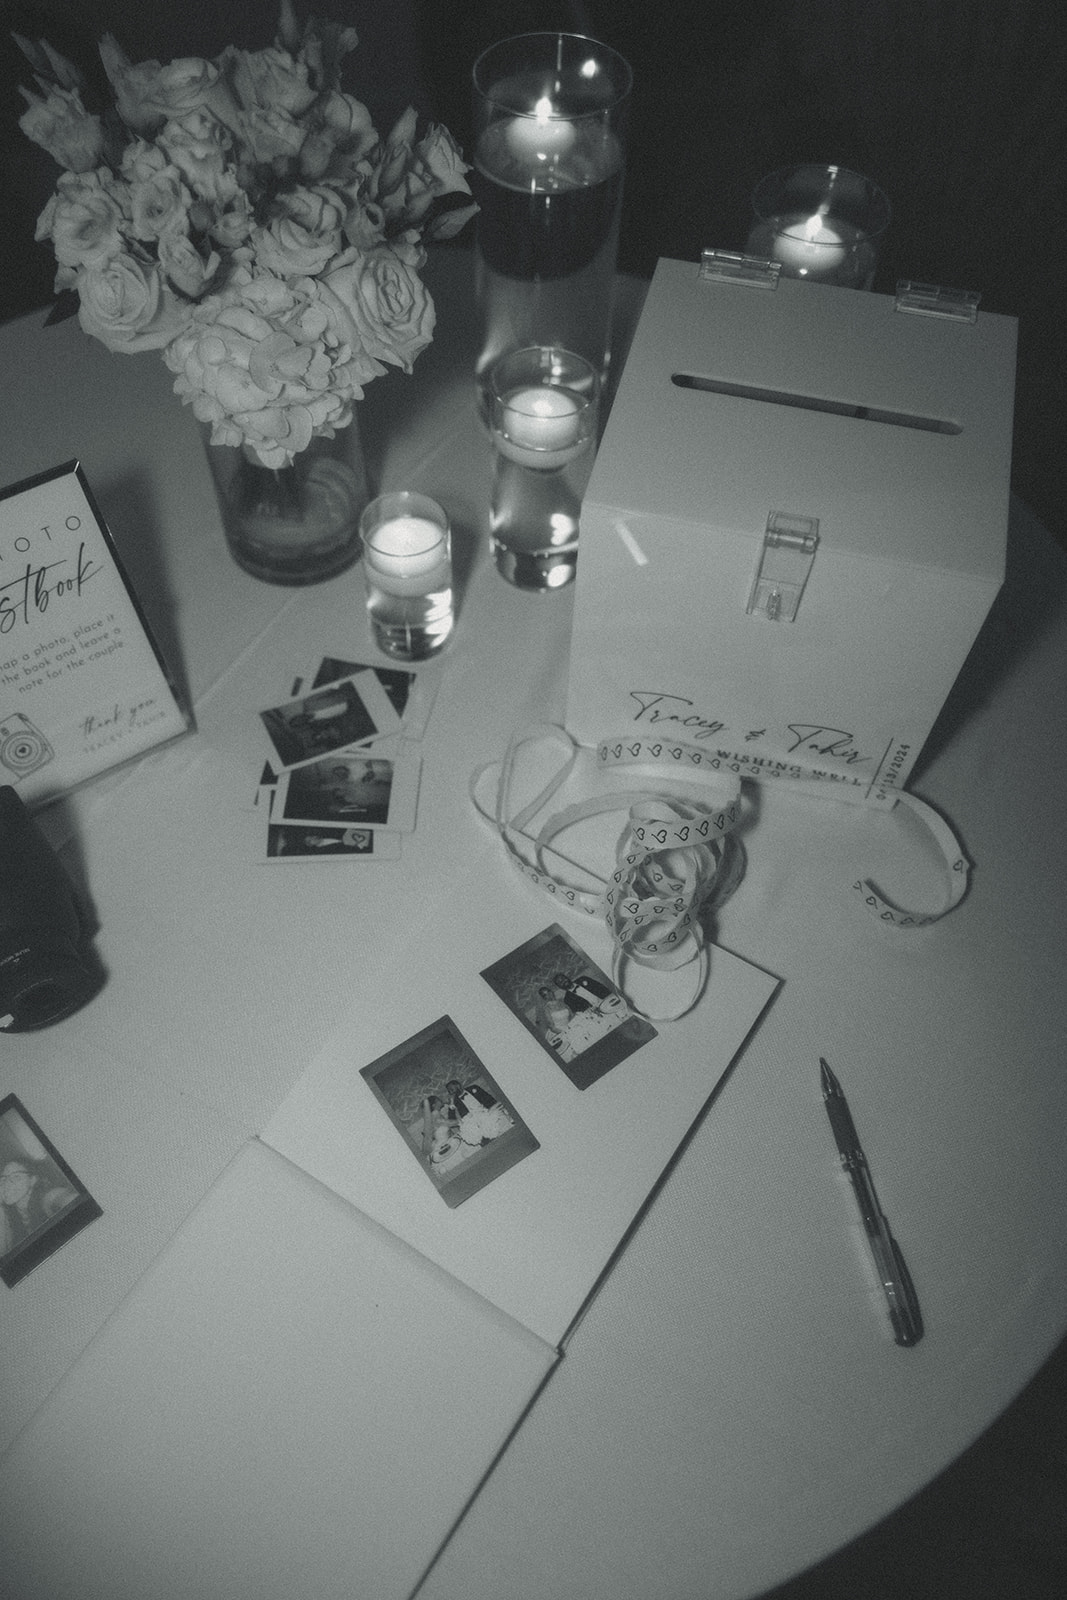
[14,2,476,467]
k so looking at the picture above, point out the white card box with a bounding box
[567,259,1017,804]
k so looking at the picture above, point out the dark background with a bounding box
[1,0,1064,548]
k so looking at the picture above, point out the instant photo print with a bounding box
[258,671,401,769]
[0,1095,101,1286]
[263,822,402,862]
[306,656,442,741]
[361,1016,539,1209]
[273,745,419,833]
[481,924,658,1089]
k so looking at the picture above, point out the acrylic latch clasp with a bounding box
[747,511,820,622]
[700,248,781,290]
[894,280,981,322]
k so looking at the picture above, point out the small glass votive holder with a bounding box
[359,492,454,660]
[487,345,599,591]
[746,164,890,289]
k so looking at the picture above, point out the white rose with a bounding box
[75,254,190,352]
[209,190,255,251]
[296,93,378,183]
[321,244,435,371]
[252,186,346,277]
[341,196,386,252]
[38,171,125,270]
[121,139,171,184]
[158,232,219,298]
[99,35,239,136]
[242,104,307,169]
[128,166,191,241]
[320,92,377,154]
[158,110,234,203]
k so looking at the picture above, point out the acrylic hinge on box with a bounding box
[700,248,781,290]
[747,512,820,622]
[895,281,981,322]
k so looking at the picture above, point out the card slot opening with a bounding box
[671,373,962,435]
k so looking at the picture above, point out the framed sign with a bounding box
[0,460,190,806]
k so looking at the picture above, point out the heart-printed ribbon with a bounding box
[470,726,746,1019]
[472,724,971,1026]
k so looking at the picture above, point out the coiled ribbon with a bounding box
[471,725,747,1020]
[472,726,972,1021]
[596,735,970,929]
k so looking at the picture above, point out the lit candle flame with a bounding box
[802,204,833,243]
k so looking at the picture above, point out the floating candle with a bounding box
[504,96,577,165]
[772,212,847,277]
[363,516,450,594]
[498,385,586,470]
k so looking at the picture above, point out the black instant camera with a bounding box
[0,787,98,1032]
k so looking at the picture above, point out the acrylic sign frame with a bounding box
[0,460,190,808]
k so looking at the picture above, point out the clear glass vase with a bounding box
[202,418,368,584]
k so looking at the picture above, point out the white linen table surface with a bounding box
[1,251,1065,1600]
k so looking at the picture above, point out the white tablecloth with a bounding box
[1,249,1065,1600]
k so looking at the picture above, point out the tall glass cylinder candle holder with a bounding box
[472,32,632,411]
[746,164,890,289]
[488,345,599,591]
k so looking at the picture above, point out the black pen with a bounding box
[820,1058,924,1347]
